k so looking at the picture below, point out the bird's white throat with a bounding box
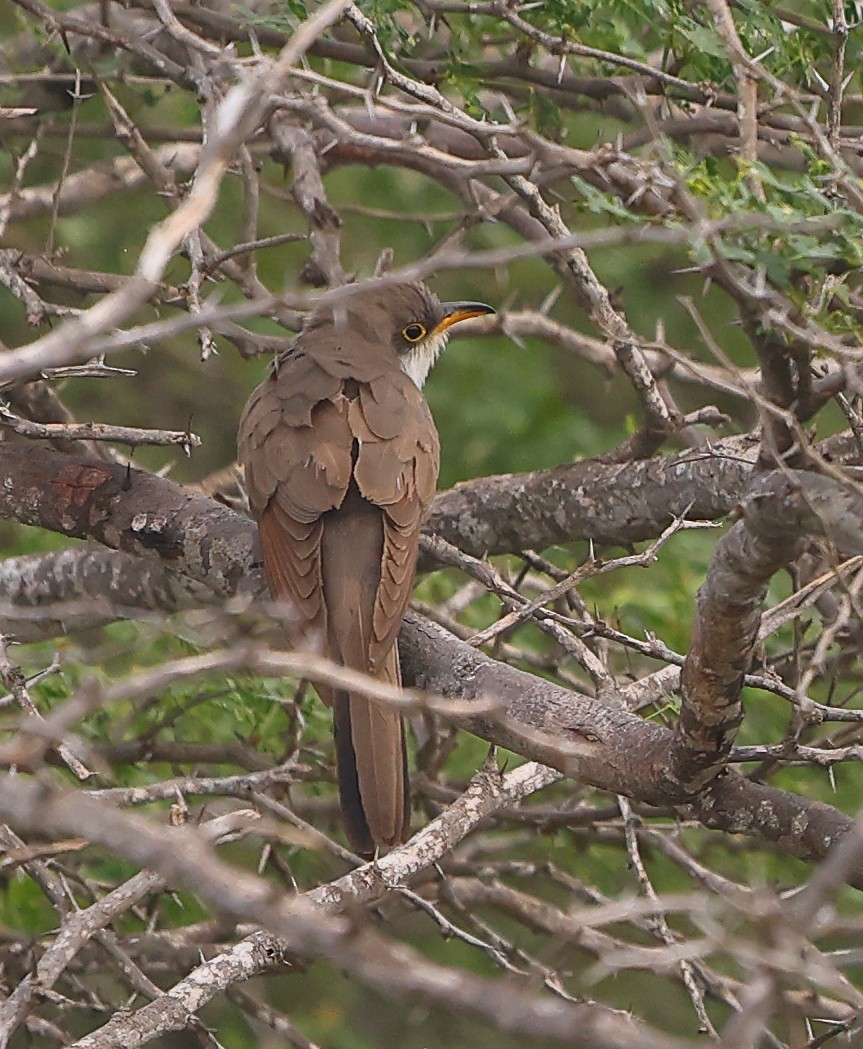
[400,330,449,388]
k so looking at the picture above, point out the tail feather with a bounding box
[333,645,409,856]
[333,690,374,856]
[349,697,406,844]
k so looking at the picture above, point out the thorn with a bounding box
[481,744,499,772]
[503,325,526,351]
[809,67,829,92]
[539,285,562,315]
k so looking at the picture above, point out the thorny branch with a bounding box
[2,1,863,1047]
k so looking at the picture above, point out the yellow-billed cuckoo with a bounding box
[238,282,494,855]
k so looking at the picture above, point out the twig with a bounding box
[0,635,90,779]
[618,795,716,1036]
[0,406,201,451]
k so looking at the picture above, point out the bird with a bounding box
[238,281,494,855]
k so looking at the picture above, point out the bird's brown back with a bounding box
[238,297,440,852]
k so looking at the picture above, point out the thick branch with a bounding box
[424,436,756,558]
[0,443,856,881]
[0,443,260,598]
[0,439,756,600]
[674,470,863,789]
[400,613,856,879]
[0,547,210,641]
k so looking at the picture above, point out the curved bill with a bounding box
[434,301,496,336]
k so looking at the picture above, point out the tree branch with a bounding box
[0,442,857,882]
[0,773,687,1049]
[674,470,863,789]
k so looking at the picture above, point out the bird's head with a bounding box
[391,283,496,388]
[309,281,495,388]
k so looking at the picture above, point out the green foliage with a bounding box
[233,2,307,33]
[686,154,863,272]
[570,173,644,222]
[524,0,675,59]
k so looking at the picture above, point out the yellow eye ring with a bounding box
[402,323,427,342]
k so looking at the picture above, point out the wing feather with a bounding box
[350,371,440,670]
[258,507,325,631]
[238,352,353,631]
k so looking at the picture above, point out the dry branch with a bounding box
[0,441,856,881]
[0,769,687,1049]
[676,471,863,787]
[3,1,863,1044]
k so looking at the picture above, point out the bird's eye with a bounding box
[402,323,426,342]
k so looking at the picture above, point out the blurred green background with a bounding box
[1,0,861,1045]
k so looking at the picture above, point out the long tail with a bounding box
[332,643,410,856]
